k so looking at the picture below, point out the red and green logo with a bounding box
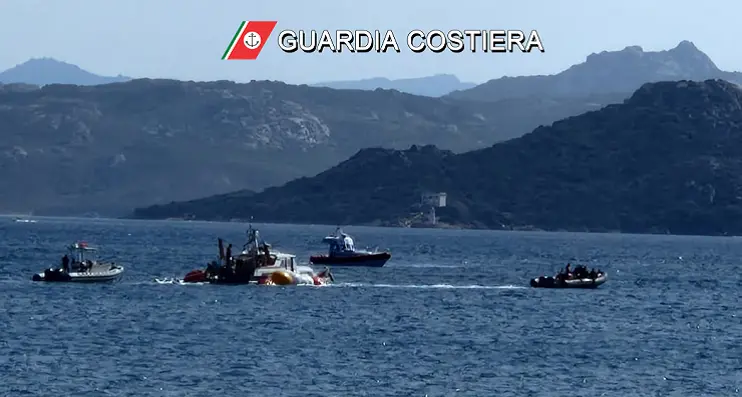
[222,21,278,60]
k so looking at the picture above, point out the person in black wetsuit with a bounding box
[564,263,571,278]
[225,244,232,267]
[62,255,70,273]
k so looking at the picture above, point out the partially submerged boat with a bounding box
[181,225,334,286]
[32,242,124,283]
[309,228,391,267]
[530,266,607,289]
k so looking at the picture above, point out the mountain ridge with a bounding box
[4,41,738,219]
[131,79,742,236]
[3,77,590,215]
[312,74,477,97]
[446,41,742,102]
[0,58,131,86]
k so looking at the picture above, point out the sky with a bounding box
[0,0,738,85]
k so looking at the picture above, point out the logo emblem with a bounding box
[222,21,278,60]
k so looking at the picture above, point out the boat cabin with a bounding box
[321,228,355,255]
[236,250,296,269]
[322,235,345,254]
[68,242,97,265]
[272,252,296,272]
[252,251,299,278]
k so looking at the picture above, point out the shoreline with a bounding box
[3,213,736,239]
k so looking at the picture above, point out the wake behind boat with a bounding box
[179,225,334,286]
[530,263,606,289]
[31,242,124,283]
[309,228,391,267]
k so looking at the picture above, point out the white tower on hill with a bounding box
[420,192,447,225]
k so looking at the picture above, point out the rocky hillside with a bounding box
[447,41,742,102]
[133,79,742,236]
[0,78,624,215]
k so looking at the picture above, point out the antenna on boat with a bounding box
[244,216,261,252]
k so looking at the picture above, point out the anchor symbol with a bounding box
[243,32,262,50]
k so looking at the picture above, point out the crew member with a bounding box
[342,233,355,251]
[62,254,70,273]
[261,243,274,266]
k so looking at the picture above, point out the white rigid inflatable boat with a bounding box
[31,242,124,283]
[530,273,607,289]
[33,264,124,283]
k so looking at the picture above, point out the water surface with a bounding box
[1,217,740,396]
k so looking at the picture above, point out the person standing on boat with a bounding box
[329,239,341,256]
[225,244,233,267]
[342,233,355,251]
[258,242,274,267]
[61,254,70,273]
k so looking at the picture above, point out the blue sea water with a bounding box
[0,216,741,396]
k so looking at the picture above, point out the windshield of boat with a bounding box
[69,247,97,263]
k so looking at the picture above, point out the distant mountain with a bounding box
[0,78,619,216]
[133,79,742,236]
[312,74,476,97]
[0,58,131,86]
[447,41,742,102]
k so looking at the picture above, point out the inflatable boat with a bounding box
[31,242,124,283]
[530,273,607,289]
[32,265,124,282]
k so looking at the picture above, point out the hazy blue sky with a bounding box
[0,0,737,84]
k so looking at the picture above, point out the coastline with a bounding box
[3,213,736,238]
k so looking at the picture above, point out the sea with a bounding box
[0,216,740,397]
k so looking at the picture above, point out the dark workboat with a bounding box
[309,228,391,267]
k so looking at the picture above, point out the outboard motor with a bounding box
[530,278,539,287]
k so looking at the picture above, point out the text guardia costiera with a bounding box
[276,29,545,53]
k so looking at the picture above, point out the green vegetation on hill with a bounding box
[132,79,742,236]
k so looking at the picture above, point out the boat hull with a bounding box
[530,274,607,289]
[32,266,124,283]
[309,252,391,267]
